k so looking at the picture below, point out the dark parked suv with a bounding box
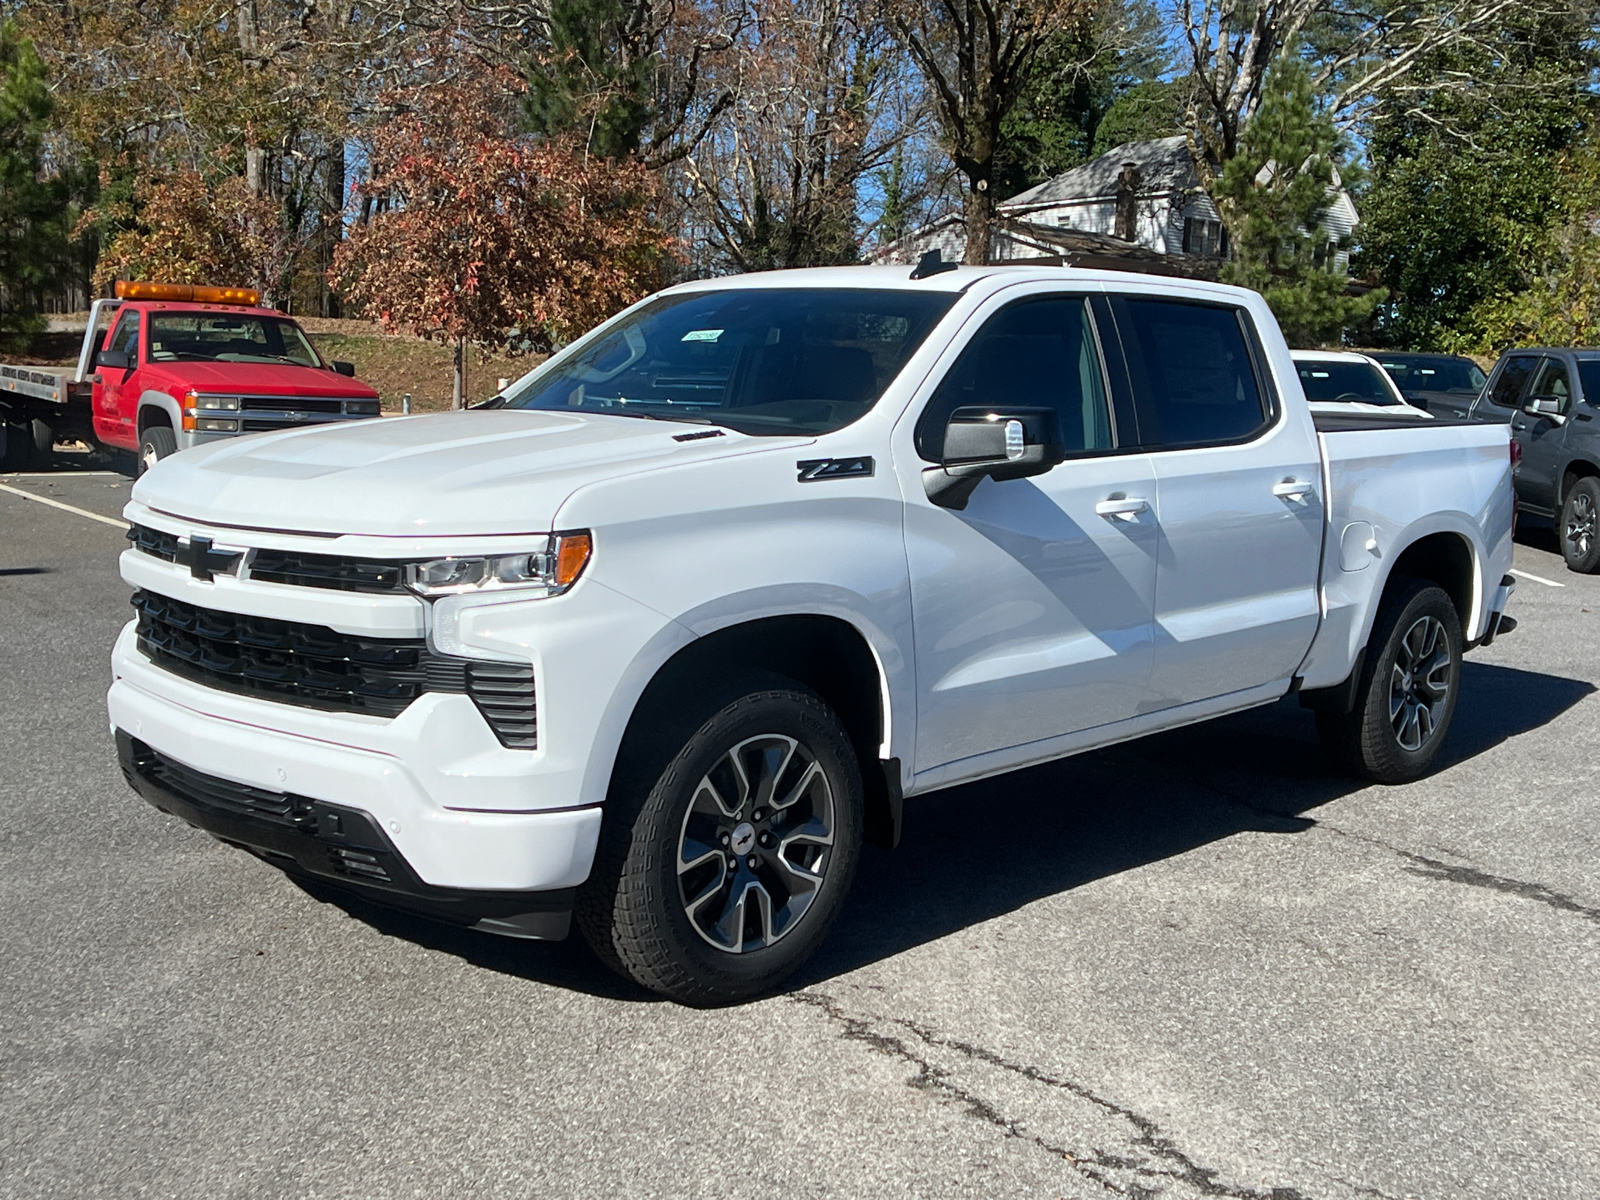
[1473,348,1600,572]
[1374,352,1487,415]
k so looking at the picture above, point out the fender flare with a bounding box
[137,390,182,435]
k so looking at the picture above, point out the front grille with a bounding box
[127,524,181,562]
[240,396,346,414]
[132,590,537,746]
[125,737,315,830]
[128,524,409,594]
[249,548,406,593]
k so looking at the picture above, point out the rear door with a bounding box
[1106,294,1324,709]
[901,289,1158,772]
[1511,355,1572,511]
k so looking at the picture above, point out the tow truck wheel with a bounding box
[1558,477,1600,574]
[577,684,863,1006]
[137,425,176,476]
[1317,576,1462,784]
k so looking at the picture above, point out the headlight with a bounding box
[405,531,592,598]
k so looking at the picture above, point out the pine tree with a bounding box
[0,23,64,350]
[1215,54,1381,347]
[524,0,654,160]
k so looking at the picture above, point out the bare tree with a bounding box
[677,0,915,272]
[890,0,1087,263]
[1173,0,1531,189]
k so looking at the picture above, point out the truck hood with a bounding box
[132,410,806,537]
[144,360,380,399]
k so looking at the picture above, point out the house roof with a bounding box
[1000,135,1199,212]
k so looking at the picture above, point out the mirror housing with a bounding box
[1524,395,1566,423]
[923,406,1065,509]
[330,360,356,377]
[95,348,131,371]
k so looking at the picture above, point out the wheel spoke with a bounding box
[1387,614,1453,753]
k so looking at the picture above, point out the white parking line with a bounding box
[0,482,126,529]
[1510,568,1566,588]
[0,470,122,479]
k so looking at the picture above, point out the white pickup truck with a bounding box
[109,264,1516,1005]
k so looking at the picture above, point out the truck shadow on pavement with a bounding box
[301,660,1592,1001]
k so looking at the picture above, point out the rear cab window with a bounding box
[1108,296,1272,447]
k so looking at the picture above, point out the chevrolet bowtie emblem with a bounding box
[184,536,240,582]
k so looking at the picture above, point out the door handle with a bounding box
[1272,479,1315,501]
[1095,495,1149,521]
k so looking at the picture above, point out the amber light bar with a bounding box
[114,281,261,306]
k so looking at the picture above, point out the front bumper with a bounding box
[117,731,576,938]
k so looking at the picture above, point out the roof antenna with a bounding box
[909,249,959,280]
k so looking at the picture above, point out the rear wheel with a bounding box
[1,421,29,471]
[1558,477,1600,574]
[1317,577,1462,784]
[137,425,176,476]
[577,685,863,1006]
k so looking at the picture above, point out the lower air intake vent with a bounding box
[467,661,538,749]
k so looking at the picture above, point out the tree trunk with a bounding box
[962,173,994,266]
[323,144,345,317]
[452,338,466,409]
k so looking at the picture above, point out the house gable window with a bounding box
[1182,217,1226,257]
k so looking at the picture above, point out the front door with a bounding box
[1511,355,1571,512]
[901,292,1158,774]
[93,310,141,449]
[1107,294,1324,709]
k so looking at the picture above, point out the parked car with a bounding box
[1472,346,1600,572]
[110,264,1517,1005]
[0,281,381,473]
[1372,352,1487,416]
[1293,350,1432,419]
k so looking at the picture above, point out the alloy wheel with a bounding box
[1566,492,1596,557]
[676,734,836,954]
[1388,615,1451,752]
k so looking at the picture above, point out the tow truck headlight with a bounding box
[405,532,592,598]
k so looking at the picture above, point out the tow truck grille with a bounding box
[131,590,537,746]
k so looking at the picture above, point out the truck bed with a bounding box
[0,362,80,406]
[1295,415,1516,691]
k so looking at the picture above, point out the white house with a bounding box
[876,135,1360,274]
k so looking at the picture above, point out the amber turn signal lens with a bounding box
[554,532,592,588]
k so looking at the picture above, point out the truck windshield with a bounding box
[501,288,956,435]
[1298,360,1400,405]
[146,313,323,368]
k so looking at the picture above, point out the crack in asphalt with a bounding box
[1214,793,1600,928]
[790,990,1316,1200]
[1393,850,1600,924]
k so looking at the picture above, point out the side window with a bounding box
[915,295,1112,461]
[1531,358,1571,412]
[1486,355,1538,409]
[109,312,141,363]
[1112,297,1268,447]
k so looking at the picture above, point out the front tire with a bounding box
[137,425,177,476]
[577,685,863,1006]
[1559,477,1600,574]
[1317,577,1462,784]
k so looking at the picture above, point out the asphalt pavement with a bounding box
[2,464,1597,1200]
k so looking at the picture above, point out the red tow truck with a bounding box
[0,281,382,473]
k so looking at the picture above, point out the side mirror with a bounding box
[330,360,356,377]
[1524,395,1565,422]
[95,348,131,371]
[923,406,1065,509]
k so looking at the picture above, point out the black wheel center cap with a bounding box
[730,822,756,856]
